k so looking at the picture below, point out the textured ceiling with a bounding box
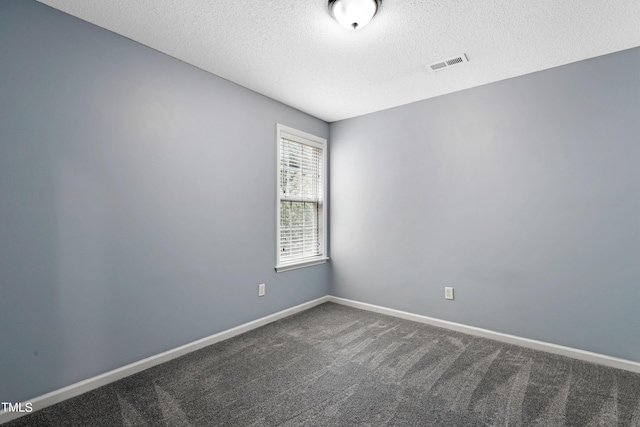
[38,0,640,122]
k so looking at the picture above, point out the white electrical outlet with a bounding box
[258,283,265,297]
[445,287,454,300]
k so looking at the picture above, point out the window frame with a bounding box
[275,124,328,273]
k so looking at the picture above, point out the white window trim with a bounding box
[275,124,328,273]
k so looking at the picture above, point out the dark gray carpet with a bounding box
[6,302,640,426]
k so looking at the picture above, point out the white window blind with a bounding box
[276,125,327,272]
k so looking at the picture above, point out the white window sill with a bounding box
[275,257,329,273]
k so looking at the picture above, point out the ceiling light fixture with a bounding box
[329,0,381,30]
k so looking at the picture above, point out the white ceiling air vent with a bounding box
[428,54,469,72]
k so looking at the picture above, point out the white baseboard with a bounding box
[0,296,330,425]
[328,296,640,374]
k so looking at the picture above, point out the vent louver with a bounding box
[429,54,468,72]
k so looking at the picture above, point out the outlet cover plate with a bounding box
[445,287,454,300]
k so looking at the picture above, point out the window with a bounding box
[276,124,328,272]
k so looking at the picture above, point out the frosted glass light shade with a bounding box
[330,0,379,30]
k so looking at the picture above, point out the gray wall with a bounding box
[0,0,329,402]
[330,47,640,362]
